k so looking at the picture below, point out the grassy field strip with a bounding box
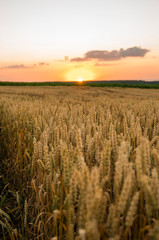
[1,81,159,88]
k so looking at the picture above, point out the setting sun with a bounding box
[66,68,95,81]
[77,77,83,82]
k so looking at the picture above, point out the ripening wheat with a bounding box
[0,86,159,239]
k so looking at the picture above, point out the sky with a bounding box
[0,0,159,82]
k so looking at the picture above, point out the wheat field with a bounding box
[1,86,159,239]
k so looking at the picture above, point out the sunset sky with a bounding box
[0,0,159,82]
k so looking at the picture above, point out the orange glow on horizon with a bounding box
[77,77,83,82]
[65,67,95,81]
[0,57,159,82]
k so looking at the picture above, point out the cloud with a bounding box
[119,47,149,57]
[94,63,114,67]
[39,62,49,66]
[1,62,50,69]
[1,64,34,69]
[70,46,150,62]
[70,57,89,62]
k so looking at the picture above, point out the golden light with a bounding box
[77,77,83,82]
[66,68,95,81]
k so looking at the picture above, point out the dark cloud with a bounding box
[70,47,150,62]
[85,50,120,61]
[119,47,149,57]
[70,57,89,62]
